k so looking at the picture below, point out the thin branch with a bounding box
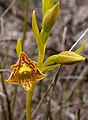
[0,39,17,43]
[62,26,68,51]
[1,72,12,120]
[0,92,6,98]
[45,66,62,119]
[0,0,31,26]
[0,69,11,73]
[0,0,16,20]
[0,18,4,34]
[65,66,87,103]
[32,66,62,118]
[21,0,30,48]
[69,28,88,51]
[12,86,18,120]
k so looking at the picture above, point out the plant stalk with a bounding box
[26,33,46,120]
[12,86,18,120]
[22,0,29,48]
[26,83,36,120]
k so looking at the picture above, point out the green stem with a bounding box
[22,0,29,48]
[26,7,50,120]
[40,29,49,44]
[26,82,36,120]
[12,86,18,120]
[37,45,46,69]
[26,47,45,120]
[37,28,49,68]
[26,38,46,120]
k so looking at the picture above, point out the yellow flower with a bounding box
[5,52,47,91]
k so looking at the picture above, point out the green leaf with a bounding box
[41,63,60,72]
[16,39,22,58]
[32,10,43,50]
[75,40,86,54]
[32,10,45,67]
[42,54,60,72]
[42,0,54,16]
[43,55,58,67]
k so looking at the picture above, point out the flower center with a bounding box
[19,64,32,75]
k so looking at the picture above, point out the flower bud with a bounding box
[42,0,54,16]
[42,2,60,32]
[56,51,85,64]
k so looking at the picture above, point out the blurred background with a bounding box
[0,0,88,120]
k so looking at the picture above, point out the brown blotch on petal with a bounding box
[19,52,32,64]
[34,68,47,81]
[21,79,32,91]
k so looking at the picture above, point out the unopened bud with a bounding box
[42,2,60,32]
[56,51,85,64]
[42,0,54,16]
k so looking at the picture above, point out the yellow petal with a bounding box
[10,64,18,70]
[5,79,20,85]
[5,73,20,85]
[19,52,32,65]
[6,63,20,85]
[21,79,32,91]
[34,68,47,81]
